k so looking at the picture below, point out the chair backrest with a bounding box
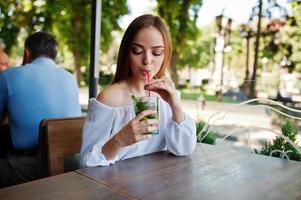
[38,116,85,177]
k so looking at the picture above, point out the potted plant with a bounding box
[196,120,217,145]
[255,121,301,161]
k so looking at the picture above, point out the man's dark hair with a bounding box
[25,32,58,60]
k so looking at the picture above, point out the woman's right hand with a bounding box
[114,110,159,147]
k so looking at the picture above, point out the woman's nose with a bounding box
[142,52,152,65]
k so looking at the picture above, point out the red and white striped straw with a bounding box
[144,65,151,96]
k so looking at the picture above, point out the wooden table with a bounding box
[77,143,301,200]
[0,172,135,200]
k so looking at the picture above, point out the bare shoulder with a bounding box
[96,82,129,107]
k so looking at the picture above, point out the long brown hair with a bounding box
[112,14,172,84]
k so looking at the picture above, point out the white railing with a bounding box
[199,98,301,160]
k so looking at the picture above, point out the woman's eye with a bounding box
[131,48,143,55]
[153,51,163,56]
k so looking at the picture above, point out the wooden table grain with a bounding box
[77,143,301,200]
[0,172,136,200]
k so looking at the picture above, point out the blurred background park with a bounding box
[1,0,301,104]
[1,0,301,158]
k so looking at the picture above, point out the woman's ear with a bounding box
[22,48,32,65]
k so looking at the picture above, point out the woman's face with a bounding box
[129,26,165,81]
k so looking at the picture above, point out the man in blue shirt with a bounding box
[0,32,81,187]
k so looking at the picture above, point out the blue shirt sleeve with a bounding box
[0,73,8,117]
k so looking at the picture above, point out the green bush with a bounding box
[99,72,113,86]
[82,70,113,87]
[255,121,301,161]
[196,120,216,145]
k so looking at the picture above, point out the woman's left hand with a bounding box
[144,76,178,108]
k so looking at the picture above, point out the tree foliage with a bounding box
[178,25,212,69]
[42,0,91,84]
[276,1,301,72]
[156,0,203,85]
[0,0,48,53]
[247,0,290,97]
[0,0,129,85]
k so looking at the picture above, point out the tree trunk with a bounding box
[157,0,195,86]
[170,51,179,85]
[71,13,84,85]
[249,0,262,98]
[242,33,252,97]
[170,0,190,86]
[72,49,83,86]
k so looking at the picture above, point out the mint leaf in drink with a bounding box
[135,100,148,113]
[133,96,159,135]
[132,95,147,113]
[134,97,148,121]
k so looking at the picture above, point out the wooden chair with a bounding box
[38,116,86,177]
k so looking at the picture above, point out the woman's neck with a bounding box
[126,78,147,97]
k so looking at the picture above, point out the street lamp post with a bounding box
[213,14,232,101]
[240,24,256,97]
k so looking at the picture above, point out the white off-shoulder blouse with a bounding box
[80,98,196,167]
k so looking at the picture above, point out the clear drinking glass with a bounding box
[133,96,159,135]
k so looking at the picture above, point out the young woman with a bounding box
[80,14,196,167]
